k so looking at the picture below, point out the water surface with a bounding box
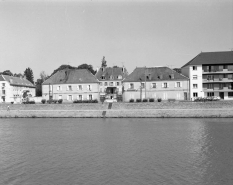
[0,118,233,185]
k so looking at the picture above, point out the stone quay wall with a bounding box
[0,101,233,118]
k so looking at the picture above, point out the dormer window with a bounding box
[101,76,105,80]
[110,75,114,80]
[158,75,163,79]
[118,75,122,79]
[170,74,174,79]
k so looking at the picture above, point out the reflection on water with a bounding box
[0,118,233,185]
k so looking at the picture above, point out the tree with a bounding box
[49,65,77,77]
[173,68,181,74]
[40,71,48,82]
[2,70,13,76]
[101,56,107,68]
[78,64,96,75]
[14,73,24,78]
[24,67,34,84]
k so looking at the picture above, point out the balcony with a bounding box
[202,69,233,74]
[203,78,233,83]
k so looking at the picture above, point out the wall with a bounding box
[186,65,203,100]
[123,80,189,102]
[42,83,100,101]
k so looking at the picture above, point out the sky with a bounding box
[0,0,233,79]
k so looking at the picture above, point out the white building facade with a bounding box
[181,51,233,100]
[0,75,35,103]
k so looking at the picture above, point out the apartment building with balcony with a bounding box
[95,66,128,102]
[123,67,189,102]
[0,75,35,103]
[181,51,233,100]
[42,69,99,101]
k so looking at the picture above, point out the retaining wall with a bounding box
[0,101,233,118]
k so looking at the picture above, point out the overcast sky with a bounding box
[0,0,233,79]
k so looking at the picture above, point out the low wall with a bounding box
[1,101,233,118]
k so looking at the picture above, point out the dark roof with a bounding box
[123,67,188,82]
[182,51,233,68]
[0,75,35,87]
[43,69,98,85]
[95,67,128,81]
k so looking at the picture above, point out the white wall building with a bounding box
[181,51,233,100]
[0,75,35,103]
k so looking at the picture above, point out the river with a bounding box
[0,118,233,185]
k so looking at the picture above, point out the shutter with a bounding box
[167,83,169,88]
[61,86,62,91]
[162,83,164,88]
[67,95,69,100]
[180,82,182,87]
[175,82,177,88]
[150,83,153,88]
[87,94,89,100]
[57,86,59,91]
[90,85,92,91]
[66,86,68,91]
[129,83,130,89]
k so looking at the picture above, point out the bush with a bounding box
[53,99,58,104]
[142,98,148,102]
[23,100,35,104]
[47,100,52,104]
[157,98,162,102]
[129,99,134,103]
[11,102,14,104]
[41,99,46,104]
[136,99,141,102]
[58,99,63,104]
[73,99,98,103]
[149,98,154,102]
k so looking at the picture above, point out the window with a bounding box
[105,82,108,86]
[79,95,82,100]
[116,82,120,86]
[110,82,114,86]
[152,83,156,88]
[110,75,114,80]
[130,83,134,89]
[59,95,62,99]
[87,85,91,91]
[228,92,233,97]
[68,85,72,91]
[207,84,213,89]
[164,83,167,88]
[89,94,93,100]
[2,83,5,86]
[78,85,82,91]
[118,75,122,79]
[176,82,180,87]
[193,66,197,70]
[101,76,105,80]
[57,86,61,91]
[141,83,145,88]
[68,95,72,101]
[193,84,198,89]
[193,75,198,80]
[193,93,198,97]
[207,92,214,97]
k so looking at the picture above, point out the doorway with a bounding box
[219,92,224,99]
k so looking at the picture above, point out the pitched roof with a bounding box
[182,51,233,68]
[95,67,128,81]
[43,69,98,85]
[0,75,35,87]
[123,67,188,82]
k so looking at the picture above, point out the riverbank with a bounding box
[1,101,233,118]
